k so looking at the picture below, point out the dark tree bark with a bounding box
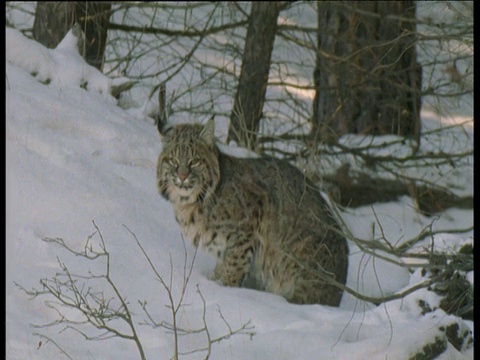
[33,2,111,71]
[311,1,422,146]
[32,3,75,49]
[228,2,282,150]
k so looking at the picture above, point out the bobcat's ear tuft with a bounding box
[156,83,170,138]
[200,117,215,146]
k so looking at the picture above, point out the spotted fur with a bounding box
[157,119,348,306]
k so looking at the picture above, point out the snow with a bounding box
[6,13,473,360]
[6,26,113,98]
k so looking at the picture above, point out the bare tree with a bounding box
[311,1,422,146]
[15,223,254,359]
[228,2,284,149]
[15,223,147,360]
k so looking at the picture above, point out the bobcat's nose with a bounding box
[176,161,191,186]
[178,172,188,182]
[177,165,190,184]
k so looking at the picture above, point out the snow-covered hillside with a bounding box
[6,22,473,360]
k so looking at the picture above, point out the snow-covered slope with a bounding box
[6,27,473,360]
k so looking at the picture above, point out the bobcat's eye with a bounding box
[167,157,179,167]
[189,158,201,168]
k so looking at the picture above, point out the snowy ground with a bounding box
[6,11,473,360]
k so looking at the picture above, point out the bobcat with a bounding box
[156,119,348,306]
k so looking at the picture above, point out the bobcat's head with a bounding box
[157,119,220,205]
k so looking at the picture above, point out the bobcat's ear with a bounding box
[156,119,171,138]
[200,117,215,146]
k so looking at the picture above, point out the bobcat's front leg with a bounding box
[211,234,254,287]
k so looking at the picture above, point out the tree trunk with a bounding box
[33,2,111,71]
[311,1,422,146]
[32,3,75,49]
[228,2,282,150]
